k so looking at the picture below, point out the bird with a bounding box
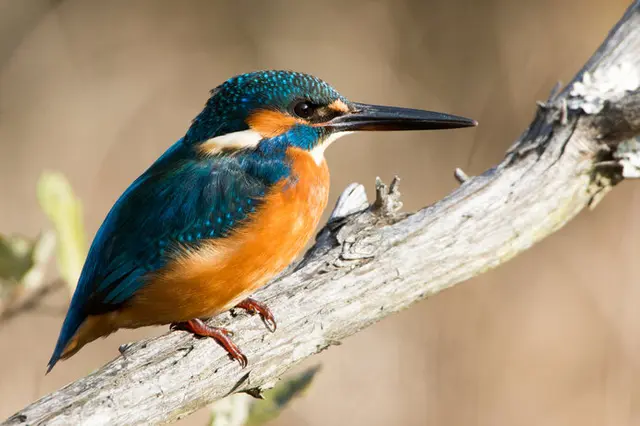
[47,70,476,372]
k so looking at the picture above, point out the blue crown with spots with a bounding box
[185,70,348,144]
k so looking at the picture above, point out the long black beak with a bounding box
[325,102,477,132]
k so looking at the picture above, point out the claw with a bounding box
[170,319,247,368]
[219,328,234,337]
[235,298,277,332]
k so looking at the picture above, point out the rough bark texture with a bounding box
[5,1,640,425]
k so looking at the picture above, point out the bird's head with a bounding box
[185,70,476,162]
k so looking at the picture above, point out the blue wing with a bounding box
[49,139,286,369]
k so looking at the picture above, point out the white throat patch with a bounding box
[309,131,353,165]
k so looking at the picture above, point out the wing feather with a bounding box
[49,139,278,368]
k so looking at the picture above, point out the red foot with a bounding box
[235,298,277,332]
[171,319,247,368]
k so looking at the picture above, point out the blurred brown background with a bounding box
[1,0,639,425]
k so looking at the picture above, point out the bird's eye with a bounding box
[293,101,316,119]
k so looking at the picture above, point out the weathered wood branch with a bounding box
[5,2,640,425]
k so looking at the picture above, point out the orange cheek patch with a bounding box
[246,109,305,138]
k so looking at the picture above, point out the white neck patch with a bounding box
[199,129,263,156]
[199,128,352,165]
[309,131,353,165]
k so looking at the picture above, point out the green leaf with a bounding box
[37,171,87,293]
[0,234,36,285]
[207,366,321,426]
[0,231,55,299]
[245,365,321,426]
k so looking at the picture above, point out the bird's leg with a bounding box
[234,297,277,332]
[170,319,247,368]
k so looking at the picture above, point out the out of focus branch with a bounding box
[0,279,64,324]
[5,1,640,425]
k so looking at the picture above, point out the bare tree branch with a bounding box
[5,1,640,425]
[0,279,64,324]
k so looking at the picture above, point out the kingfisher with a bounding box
[47,70,476,371]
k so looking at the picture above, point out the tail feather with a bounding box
[47,307,85,373]
[47,312,115,373]
[48,270,95,373]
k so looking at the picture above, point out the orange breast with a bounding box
[116,147,330,327]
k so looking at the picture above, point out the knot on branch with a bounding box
[454,168,472,184]
[328,183,369,222]
[372,176,403,215]
[300,177,407,274]
[315,176,404,249]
